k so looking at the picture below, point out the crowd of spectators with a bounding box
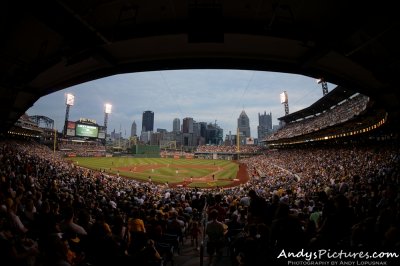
[268,94,369,140]
[160,151,194,158]
[1,139,399,266]
[0,140,207,266]
[196,145,264,154]
[58,141,106,157]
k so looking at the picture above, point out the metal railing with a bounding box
[200,201,208,266]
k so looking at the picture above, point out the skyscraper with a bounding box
[182,117,194,134]
[182,117,194,147]
[173,118,180,132]
[131,120,137,137]
[142,110,154,132]
[257,111,272,139]
[206,122,223,145]
[237,110,251,137]
[199,122,207,139]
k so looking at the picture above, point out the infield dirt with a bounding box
[116,162,249,188]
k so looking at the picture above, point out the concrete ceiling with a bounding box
[1,0,399,132]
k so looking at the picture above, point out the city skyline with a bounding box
[27,69,334,138]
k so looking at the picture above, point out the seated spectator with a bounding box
[137,239,162,266]
[6,198,29,235]
[0,217,39,266]
[44,235,74,266]
[128,209,147,255]
[60,206,87,236]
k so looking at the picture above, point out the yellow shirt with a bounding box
[129,218,146,233]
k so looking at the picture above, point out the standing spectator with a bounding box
[248,190,267,223]
[190,220,201,250]
[206,209,226,265]
[208,194,227,222]
[137,239,162,266]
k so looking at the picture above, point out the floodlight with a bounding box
[105,103,112,114]
[66,93,75,106]
[316,78,329,95]
[280,91,288,104]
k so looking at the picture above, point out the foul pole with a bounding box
[236,127,240,153]
[53,127,57,157]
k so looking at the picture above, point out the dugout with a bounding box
[132,145,161,158]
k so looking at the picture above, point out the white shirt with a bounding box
[9,211,28,233]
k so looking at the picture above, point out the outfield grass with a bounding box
[73,157,239,186]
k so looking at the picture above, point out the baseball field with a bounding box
[73,157,247,188]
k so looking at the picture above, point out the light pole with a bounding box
[317,78,329,96]
[104,103,112,141]
[280,91,289,116]
[63,93,74,137]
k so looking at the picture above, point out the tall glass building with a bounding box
[173,118,180,132]
[142,110,154,132]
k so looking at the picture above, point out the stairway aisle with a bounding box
[172,234,233,266]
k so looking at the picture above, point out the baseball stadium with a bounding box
[1,2,400,266]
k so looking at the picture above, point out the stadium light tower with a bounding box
[104,103,112,137]
[63,93,74,137]
[280,91,289,116]
[317,78,329,96]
